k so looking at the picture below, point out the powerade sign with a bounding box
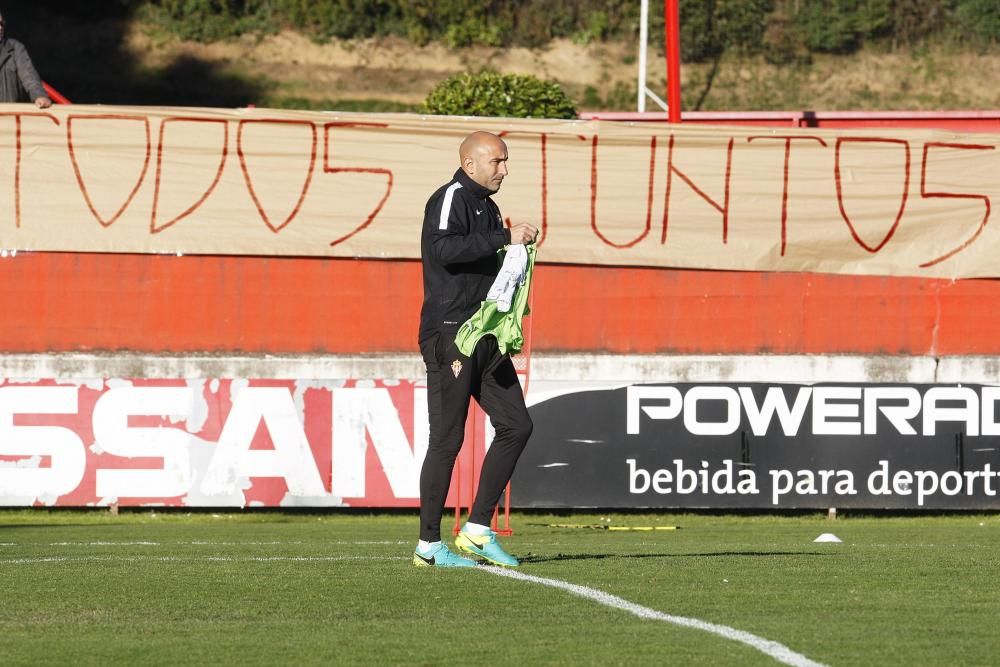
[512,383,1000,509]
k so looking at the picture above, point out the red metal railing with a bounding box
[578,109,1000,131]
[43,81,71,104]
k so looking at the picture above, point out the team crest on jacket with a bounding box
[451,360,463,378]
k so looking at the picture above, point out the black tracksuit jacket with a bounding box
[419,168,512,345]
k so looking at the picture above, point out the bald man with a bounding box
[414,131,537,568]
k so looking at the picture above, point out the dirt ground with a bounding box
[123,23,1000,112]
[129,27,641,107]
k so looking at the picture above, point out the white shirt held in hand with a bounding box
[486,244,528,312]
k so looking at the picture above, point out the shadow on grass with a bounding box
[8,4,266,106]
[0,522,127,530]
[519,550,837,564]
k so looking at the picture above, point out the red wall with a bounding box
[1,252,998,356]
[3,112,998,358]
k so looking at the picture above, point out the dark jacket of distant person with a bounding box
[0,17,48,103]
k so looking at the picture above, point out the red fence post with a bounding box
[664,0,682,123]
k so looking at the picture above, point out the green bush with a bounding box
[139,0,272,41]
[571,10,611,45]
[678,0,773,63]
[443,16,507,48]
[279,0,402,40]
[792,1,857,53]
[885,0,951,46]
[48,0,1000,58]
[423,71,577,119]
[791,0,891,54]
[955,0,1000,45]
[132,0,648,47]
[510,0,578,47]
[761,16,811,66]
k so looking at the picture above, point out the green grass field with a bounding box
[2,510,998,666]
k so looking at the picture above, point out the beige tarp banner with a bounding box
[0,103,998,278]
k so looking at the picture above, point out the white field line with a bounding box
[0,555,407,565]
[481,566,828,667]
[0,540,409,547]
[49,541,161,546]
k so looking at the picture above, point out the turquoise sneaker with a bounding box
[455,529,519,567]
[412,542,476,568]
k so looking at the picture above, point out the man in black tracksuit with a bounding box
[414,131,538,568]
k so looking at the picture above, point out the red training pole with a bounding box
[664,0,682,123]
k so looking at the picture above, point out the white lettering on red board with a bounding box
[331,387,426,498]
[0,382,427,505]
[0,387,86,498]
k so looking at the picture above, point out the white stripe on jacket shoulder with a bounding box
[438,182,463,230]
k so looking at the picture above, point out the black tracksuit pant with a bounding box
[418,332,533,542]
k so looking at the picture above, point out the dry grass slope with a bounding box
[29,17,1000,112]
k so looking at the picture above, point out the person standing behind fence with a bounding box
[0,10,52,108]
[413,131,538,568]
